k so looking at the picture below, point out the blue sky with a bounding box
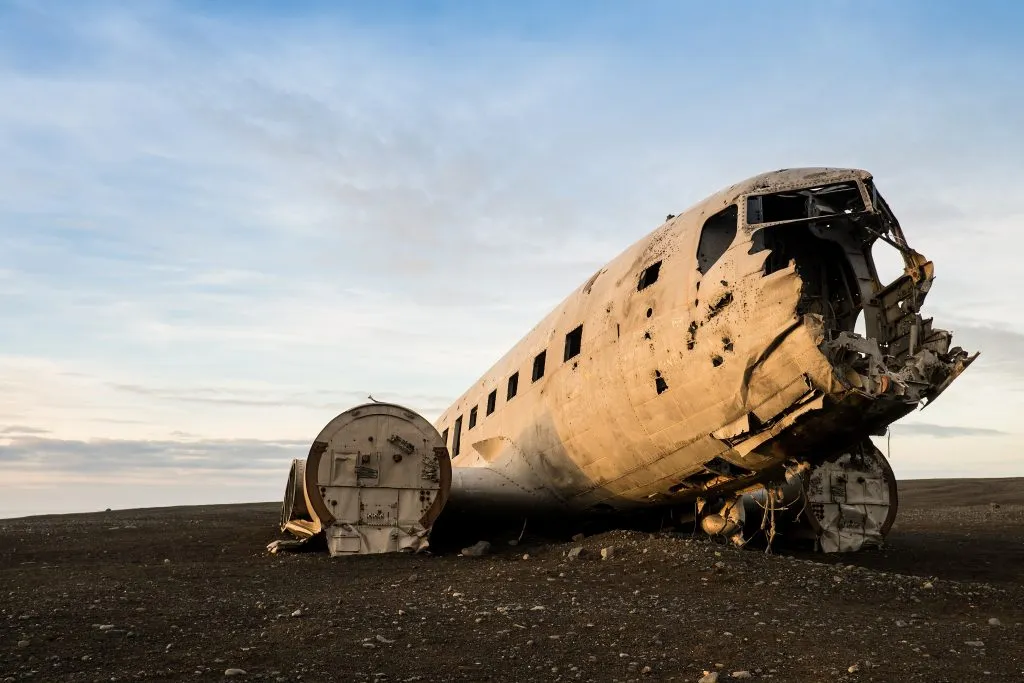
[1,1,1022,517]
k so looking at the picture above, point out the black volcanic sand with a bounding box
[2,478,1023,682]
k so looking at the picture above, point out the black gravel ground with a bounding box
[2,478,1023,682]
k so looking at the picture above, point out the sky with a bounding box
[1,1,1022,518]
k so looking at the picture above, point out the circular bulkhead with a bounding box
[300,402,452,555]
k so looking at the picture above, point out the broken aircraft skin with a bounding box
[278,168,976,555]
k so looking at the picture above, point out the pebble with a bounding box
[988,617,1002,626]
[16,640,29,648]
[921,581,934,590]
[697,672,719,683]
[567,546,584,560]
[290,609,303,618]
[224,669,246,677]
[731,672,752,680]
[461,541,491,557]
[601,546,615,560]
[98,624,115,631]
[848,663,860,673]
[375,635,395,644]
[522,554,530,560]
[965,640,985,647]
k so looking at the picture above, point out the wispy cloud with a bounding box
[0,435,305,473]
[890,424,1008,438]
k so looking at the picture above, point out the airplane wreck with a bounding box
[273,168,976,556]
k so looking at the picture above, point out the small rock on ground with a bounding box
[461,541,491,557]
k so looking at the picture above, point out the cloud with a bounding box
[889,423,1008,438]
[0,425,51,435]
[0,435,306,474]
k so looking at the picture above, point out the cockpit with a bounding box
[738,175,975,406]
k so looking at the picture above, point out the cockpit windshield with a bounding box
[746,182,865,225]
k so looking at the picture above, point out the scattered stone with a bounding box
[641,666,652,675]
[522,553,530,560]
[16,640,29,648]
[98,624,115,631]
[731,672,752,680]
[290,609,303,618]
[965,641,985,648]
[698,672,719,683]
[163,558,171,564]
[567,546,584,560]
[921,581,934,590]
[601,546,615,560]
[507,539,519,546]
[224,669,246,677]
[461,541,491,557]
[848,663,860,673]
[988,617,1002,626]
[375,635,395,644]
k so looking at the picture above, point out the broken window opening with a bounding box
[746,182,865,225]
[452,416,463,457]
[441,428,449,446]
[750,224,862,334]
[696,205,737,275]
[564,325,583,362]
[655,370,668,394]
[468,406,478,430]
[638,261,662,290]
[507,372,519,400]
[486,390,497,416]
[532,351,546,382]
[871,238,905,287]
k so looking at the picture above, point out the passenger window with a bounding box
[696,205,737,275]
[532,351,546,382]
[452,416,463,456]
[507,372,519,400]
[638,261,662,290]
[486,390,497,416]
[441,428,449,446]
[564,325,583,361]
[469,406,478,429]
